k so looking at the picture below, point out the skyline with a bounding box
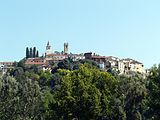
[1,0,160,68]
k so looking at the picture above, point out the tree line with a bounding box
[0,59,160,120]
[26,47,39,58]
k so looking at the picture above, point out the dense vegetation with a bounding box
[0,59,160,120]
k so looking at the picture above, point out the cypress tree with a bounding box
[36,50,39,57]
[33,47,36,58]
[26,47,30,58]
[30,47,33,58]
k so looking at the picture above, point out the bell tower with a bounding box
[64,42,68,54]
[46,41,53,55]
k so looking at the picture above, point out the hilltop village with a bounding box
[0,41,147,75]
[1,41,158,120]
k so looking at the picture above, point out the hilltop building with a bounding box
[105,56,125,74]
[122,58,144,74]
[25,57,45,65]
[45,41,69,64]
[24,41,145,75]
[68,54,85,61]
[84,52,106,63]
[64,43,69,54]
[45,54,68,64]
[1,40,147,76]
[45,41,53,55]
[84,52,144,74]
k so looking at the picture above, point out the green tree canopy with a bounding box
[0,75,44,120]
[45,65,122,120]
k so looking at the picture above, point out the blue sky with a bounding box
[0,0,160,68]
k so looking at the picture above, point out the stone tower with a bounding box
[64,42,68,54]
[46,41,53,55]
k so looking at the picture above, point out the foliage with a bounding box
[33,47,36,58]
[117,75,147,120]
[55,58,99,72]
[26,47,39,58]
[36,50,39,57]
[45,65,123,120]
[146,64,160,119]
[1,60,160,120]
[30,47,33,58]
[0,75,44,120]
[26,47,30,58]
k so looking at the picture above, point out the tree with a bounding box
[56,59,99,71]
[30,47,33,58]
[45,65,120,119]
[117,75,147,120]
[0,75,44,120]
[79,59,99,68]
[54,51,60,55]
[33,47,36,58]
[26,47,30,58]
[36,50,39,57]
[146,64,160,119]
[57,59,73,70]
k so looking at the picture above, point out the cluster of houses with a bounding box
[0,41,146,75]
[24,41,145,74]
[84,53,144,74]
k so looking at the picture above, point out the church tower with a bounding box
[64,42,69,54]
[46,41,53,55]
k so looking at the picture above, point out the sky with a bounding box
[0,0,160,68]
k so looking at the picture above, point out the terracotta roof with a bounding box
[25,62,45,65]
[0,62,14,65]
[46,54,67,57]
[123,58,143,64]
[92,56,106,59]
[27,57,43,60]
[130,61,143,64]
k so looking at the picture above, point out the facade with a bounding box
[122,58,144,74]
[130,61,144,73]
[99,62,105,69]
[25,58,45,65]
[118,61,125,74]
[45,54,68,63]
[105,56,125,74]
[68,54,85,61]
[84,53,144,74]
[0,62,14,66]
[84,52,106,63]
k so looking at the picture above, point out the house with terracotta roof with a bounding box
[84,53,144,74]
[25,57,45,65]
[0,62,14,66]
[24,41,145,75]
[84,52,107,69]
[45,53,68,64]
[84,52,106,63]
